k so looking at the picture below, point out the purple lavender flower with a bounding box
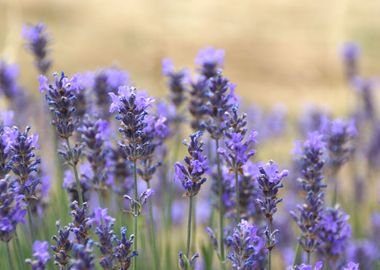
[8,126,41,200]
[79,116,111,191]
[219,107,257,173]
[195,47,224,78]
[0,61,20,99]
[346,240,378,269]
[114,227,137,270]
[162,58,190,108]
[189,76,209,130]
[341,42,360,80]
[110,86,155,162]
[323,119,356,173]
[317,206,351,263]
[92,68,129,119]
[225,219,265,270]
[70,241,96,270]
[109,146,133,195]
[22,23,51,74]
[39,72,79,139]
[351,77,377,121]
[63,166,91,203]
[205,74,235,140]
[175,132,208,197]
[256,161,288,253]
[51,221,73,268]
[26,240,50,270]
[0,180,26,242]
[91,207,115,268]
[291,132,326,261]
[70,201,92,244]
[256,161,287,220]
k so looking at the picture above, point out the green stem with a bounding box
[186,196,194,258]
[215,139,226,269]
[147,181,159,270]
[6,242,14,270]
[133,160,138,270]
[65,138,83,205]
[306,251,311,265]
[14,231,24,268]
[27,205,35,242]
[234,167,240,222]
[268,219,273,270]
[292,242,301,267]
[191,196,197,254]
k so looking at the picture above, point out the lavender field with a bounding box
[0,1,380,270]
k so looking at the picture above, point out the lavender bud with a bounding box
[195,47,224,78]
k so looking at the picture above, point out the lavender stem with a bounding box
[65,138,83,206]
[147,181,159,270]
[186,195,193,258]
[133,160,138,270]
[6,242,14,270]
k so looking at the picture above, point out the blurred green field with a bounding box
[1,0,380,115]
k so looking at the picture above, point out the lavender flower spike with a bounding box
[26,240,50,270]
[114,227,138,270]
[174,131,208,197]
[291,132,326,263]
[0,61,20,100]
[226,219,265,270]
[256,160,287,270]
[22,22,51,74]
[288,261,323,270]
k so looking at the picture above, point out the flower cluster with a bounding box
[175,132,208,197]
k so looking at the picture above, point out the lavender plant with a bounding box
[175,131,207,269]
[256,161,288,270]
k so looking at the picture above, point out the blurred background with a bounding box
[1,0,380,115]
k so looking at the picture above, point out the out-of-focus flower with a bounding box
[318,206,351,262]
[26,240,50,270]
[162,58,190,108]
[322,119,356,173]
[0,61,20,100]
[22,23,51,74]
[291,132,326,256]
[0,180,26,242]
[70,241,96,270]
[195,47,224,78]
[288,261,323,270]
